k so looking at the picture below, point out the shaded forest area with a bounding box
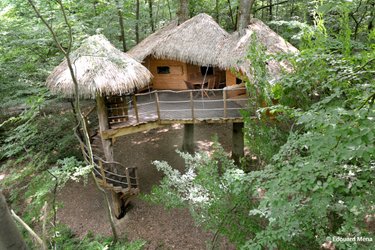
[1,0,374,249]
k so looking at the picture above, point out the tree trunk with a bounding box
[96,94,114,162]
[148,0,155,32]
[135,0,140,43]
[237,0,256,31]
[115,0,127,52]
[166,0,172,20]
[268,0,272,20]
[0,193,27,250]
[215,0,220,23]
[227,0,236,30]
[178,0,189,24]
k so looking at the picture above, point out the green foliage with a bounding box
[146,143,262,248]
[0,95,80,164]
[52,225,146,250]
[147,2,375,249]
[243,34,290,166]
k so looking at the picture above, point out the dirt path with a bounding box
[57,123,235,249]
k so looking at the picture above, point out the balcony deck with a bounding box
[101,88,249,139]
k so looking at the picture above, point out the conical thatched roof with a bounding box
[46,34,152,98]
[128,13,228,66]
[218,18,298,79]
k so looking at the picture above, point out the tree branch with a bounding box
[27,0,67,55]
[255,0,288,13]
[11,210,47,250]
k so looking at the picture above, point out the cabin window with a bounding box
[236,78,243,85]
[200,66,213,75]
[157,66,170,74]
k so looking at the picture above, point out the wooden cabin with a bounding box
[144,57,226,90]
[128,13,297,96]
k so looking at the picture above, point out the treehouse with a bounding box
[46,34,153,218]
[46,14,297,217]
[128,13,297,95]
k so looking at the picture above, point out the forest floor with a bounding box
[57,123,236,249]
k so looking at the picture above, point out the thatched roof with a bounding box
[129,14,297,80]
[128,13,228,66]
[218,18,298,79]
[46,34,152,98]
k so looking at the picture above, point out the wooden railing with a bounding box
[106,87,248,127]
[79,141,139,194]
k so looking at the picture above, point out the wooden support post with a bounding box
[223,89,227,118]
[99,161,107,187]
[96,93,122,218]
[125,168,131,191]
[232,122,244,165]
[155,92,161,121]
[132,95,139,123]
[182,124,194,154]
[96,93,114,162]
[190,91,195,121]
[123,96,129,121]
[111,192,124,219]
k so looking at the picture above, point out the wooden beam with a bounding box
[101,122,164,139]
[101,118,247,139]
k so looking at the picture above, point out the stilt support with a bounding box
[111,191,124,219]
[232,122,244,165]
[182,124,194,154]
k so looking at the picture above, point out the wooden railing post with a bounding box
[223,89,227,118]
[155,91,161,121]
[190,91,195,121]
[99,160,107,187]
[132,95,139,123]
[125,168,131,190]
[134,168,139,188]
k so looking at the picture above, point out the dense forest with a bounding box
[0,0,374,249]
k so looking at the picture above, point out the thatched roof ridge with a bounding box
[128,13,228,66]
[128,20,178,62]
[46,34,152,99]
[218,18,298,79]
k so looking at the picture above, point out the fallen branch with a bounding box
[11,209,47,250]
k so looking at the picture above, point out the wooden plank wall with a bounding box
[145,56,228,90]
[148,57,188,90]
[225,70,247,98]
[226,70,237,86]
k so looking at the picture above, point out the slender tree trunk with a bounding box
[237,0,256,31]
[227,0,236,30]
[135,0,140,43]
[28,0,119,242]
[115,0,127,52]
[167,0,172,20]
[178,0,189,24]
[235,5,239,29]
[148,0,155,32]
[268,0,272,20]
[215,0,220,23]
[0,193,27,250]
